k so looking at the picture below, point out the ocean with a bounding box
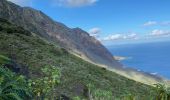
[107,41,170,79]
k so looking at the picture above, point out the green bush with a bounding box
[154,84,170,100]
[0,66,31,100]
[0,55,10,65]
[73,96,81,100]
[29,65,60,99]
[0,18,11,25]
[0,18,31,36]
[61,48,69,54]
[0,64,61,100]
[87,83,113,100]
[0,26,2,31]
[50,47,63,56]
[4,27,31,36]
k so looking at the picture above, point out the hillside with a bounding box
[0,0,121,68]
[0,0,167,86]
[0,18,158,99]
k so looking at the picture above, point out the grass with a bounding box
[0,54,10,64]
[0,18,157,99]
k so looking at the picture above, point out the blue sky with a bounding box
[8,0,170,45]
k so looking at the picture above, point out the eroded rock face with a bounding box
[0,0,122,68]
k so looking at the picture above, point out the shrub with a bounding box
[154,84,170,100]
[0,18,31,36]
[122,94,136,100]
[29,65,60,99]
[0,55,10,65]
[50,47,63,56]
[5,26,31,36]
[87,83,113,100]
[61,48,69,54]
[16,26,31,36]
[0,18,11,25]
[73,96,81,100]
[0,66,31,100]
[0,26,3,31]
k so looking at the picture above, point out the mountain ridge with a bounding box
[0,0,122,68]
[0,0,168,85]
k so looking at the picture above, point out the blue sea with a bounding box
[107,41,170,79]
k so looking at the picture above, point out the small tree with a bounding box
[29,65,60,100]
[154,83,170,100]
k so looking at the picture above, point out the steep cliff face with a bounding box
[0,0,121,68]
[71,28,121,67]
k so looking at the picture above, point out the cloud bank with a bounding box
[101,29,170,42]
[7,0,98,7]
[150,29,170,37]
[54,0,98,7]
[143,21,170,27]
[143,21,157,27]
[102,33,138,41]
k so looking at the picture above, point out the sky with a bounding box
[7,0,170,45]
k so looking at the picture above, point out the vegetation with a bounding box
[29,65,60,99]
[0,18,168,99]
[0,64,60,100]
[71,83,170,100]
[154,84,170,100]
[0,54,10,64]
[86,83,113,99]
[0,18,31,36]
[0,66,31,100]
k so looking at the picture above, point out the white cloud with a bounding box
[143,21,157,27]
[125,33,138,39]
[7,0,32,6]
[7,0,98,7]
[161,21,170,26]
[88,27,101,38]
[150,29,170,37]
[103,34,122,41]
[102,33,138,41]
[143,21,170,27]
[150,72,158,75]
[53,0,98,7]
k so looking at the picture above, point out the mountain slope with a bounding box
[0,0,167,86]
[0,18,156,99]
[0,0,121,68]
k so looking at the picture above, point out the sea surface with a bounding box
[107,41,170,79]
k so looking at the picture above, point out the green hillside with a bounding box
[0,18,160,99]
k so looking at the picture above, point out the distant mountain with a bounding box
[0,0,121,68]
